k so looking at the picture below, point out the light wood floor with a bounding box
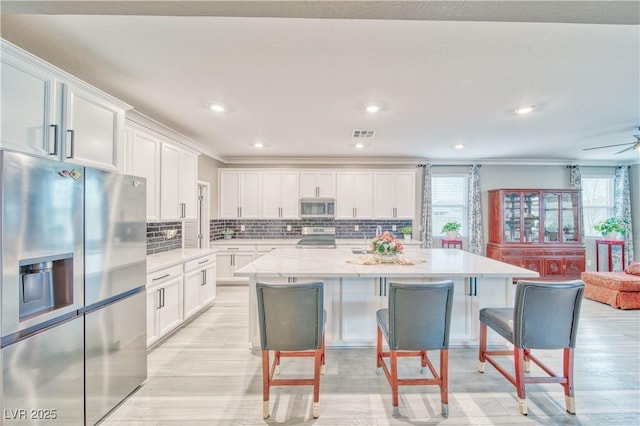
[102,286,640,425]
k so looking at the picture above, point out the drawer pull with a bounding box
[198,259,210,264]
[152,273,170,281]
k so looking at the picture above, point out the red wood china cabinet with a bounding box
[486,189,585,280]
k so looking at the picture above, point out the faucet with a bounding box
[376,225,382,236]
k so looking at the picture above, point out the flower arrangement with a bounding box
[370,231,404,255]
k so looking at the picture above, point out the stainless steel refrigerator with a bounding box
[1,150,147,425]
[83,167,147,425]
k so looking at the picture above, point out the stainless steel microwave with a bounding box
[300,198,335,218]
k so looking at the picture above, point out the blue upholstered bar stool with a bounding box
[478,280,585,415]
[256,281,326,419]
[376,280,455,417]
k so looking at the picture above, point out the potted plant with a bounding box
[400,226,413,240]
[221,228,235,240]
[441,221,461,239]
[594,217,630,240]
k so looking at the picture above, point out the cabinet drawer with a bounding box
[523,249,544,256]
[147,264,183,287]
[501,257,523,267]
[219,245,256,252]
[543,250,563,256]
[184,254,215,273]
[563,249,584,256]
[503,249,523,256]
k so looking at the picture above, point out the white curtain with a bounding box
[468,164,484,255]
[419,164,433,248]
[614,166,634,267]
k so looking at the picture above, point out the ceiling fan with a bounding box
[583,129,640,155]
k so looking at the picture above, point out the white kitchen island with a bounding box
[234,247,538,348]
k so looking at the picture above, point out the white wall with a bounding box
[198,155,224,219]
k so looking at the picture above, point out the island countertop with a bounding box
[234,247,538,279]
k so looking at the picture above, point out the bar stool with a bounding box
[478,280,585,415]
[376,280,455,417]
[256,281,326,419]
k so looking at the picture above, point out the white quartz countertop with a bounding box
[147,248,217,273]
[212,238,423,246]
[234,247,539,279]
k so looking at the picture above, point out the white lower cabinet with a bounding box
[146,253,217,347]
[183,254,216,319]
[216,247,255,284]
[146,264,183,347]
[339,278,383,343]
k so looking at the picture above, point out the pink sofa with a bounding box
[581,268,640,310]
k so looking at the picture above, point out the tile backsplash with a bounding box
[147,219,414,253]
[146,221,183,254]
[210,219,412,241]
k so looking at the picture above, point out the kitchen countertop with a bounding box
[147,239,424,273]
[211,238,423,246]
[234,247,538,279]
[147,248,217,273]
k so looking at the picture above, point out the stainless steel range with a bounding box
[296,227,336,248]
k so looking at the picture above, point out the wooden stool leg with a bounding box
[514,348,528,415]
[564,348,576,414]
[478,321,487,373]
[420,350,428,375]
[376,326,383,375]
[321,333,326,375]
[312,348,322,418]
[440,349,449,418]
[262,350,270,419]
[391,350,399,408]
[274,350,281,375]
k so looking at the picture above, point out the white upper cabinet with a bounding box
[62,83,126,171]
[300,171,336,198]
[373,171,416,219]
[1,40,129,171]
[179,150,198,220]
[262,171,300,219]
[336,172,374,219]
[219,171,261,219]
[124,125,161,221]
[1,47,58,157]
[160,141,198,221]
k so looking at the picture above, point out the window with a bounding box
[432,175,468,237]
[582,176,615,237]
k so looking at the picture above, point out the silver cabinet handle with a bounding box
[156,288,162,309]
[49,124,58,155]
[152,273,170,281]
[198,259,209,264]
[66,129,75,159]
[237,206,241,218]
[180,203,186,218]
[201,270,207,285]
[239,206,243,217]
[231,254,235,266]
[227,247,239,250]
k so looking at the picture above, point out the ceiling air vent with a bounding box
[352,130,375,138]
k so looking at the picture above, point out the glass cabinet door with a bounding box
[543,193,560,242]
[503,192,521,242]
[522,192,540,242]
[561,192,580,242]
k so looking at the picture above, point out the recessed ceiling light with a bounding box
[515,105,534,114]
[355,143,365,149]
[365,105,380,113]
[210,104,225,112]
[454,144,465,150]
[254,142,264,148]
